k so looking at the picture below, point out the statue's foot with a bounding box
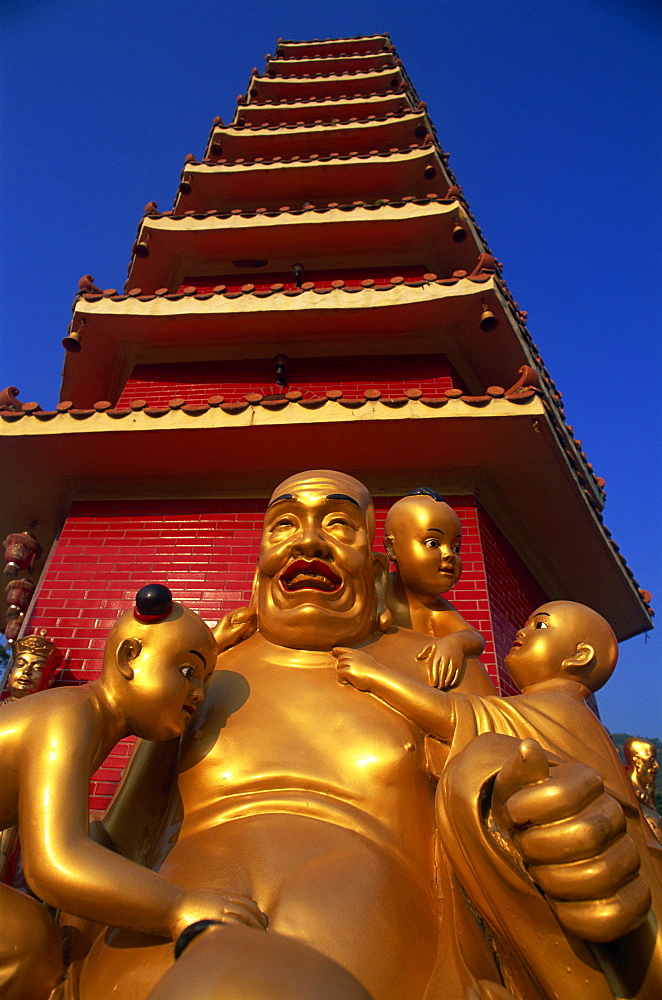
[145,922,374,1000]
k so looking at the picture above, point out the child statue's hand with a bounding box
[417,635,466,689]
[172,888,268,941]
[213,606,257,655]
[333,647,380,692]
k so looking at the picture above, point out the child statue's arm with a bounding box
[333,647,456,742]
[19,700,266,940]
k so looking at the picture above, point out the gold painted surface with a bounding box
[383,491,486,679]
[40,473,658,1000]
[626,738,662,845]
[626,737,659,810]
[0,599,265,999]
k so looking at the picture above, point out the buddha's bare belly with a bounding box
[75,635,443,1000]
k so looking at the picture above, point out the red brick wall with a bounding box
[21,494,540,809]
[24,499,264,811]
[477,506,548,696]
[116,354,465,408]
[178,265,432,295]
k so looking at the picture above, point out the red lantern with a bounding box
[5,578,35,614]
[3,608,25,642]
[2,532,42,578]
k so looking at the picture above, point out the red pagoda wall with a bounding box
[116,354,465,408]
[477,508,547,696]
[21,494,543,809]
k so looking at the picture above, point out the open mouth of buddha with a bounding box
[280,559,342,593]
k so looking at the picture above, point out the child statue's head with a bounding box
[384,489,463,597]
[102,584,218,740]
[505,600,618,694]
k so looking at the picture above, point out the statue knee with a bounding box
[0,888,64,1000]
[146,923,374,1000]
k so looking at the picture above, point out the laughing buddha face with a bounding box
[257,470,381,651]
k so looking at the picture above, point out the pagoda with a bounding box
[0,33,652,810]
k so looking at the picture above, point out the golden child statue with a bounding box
[335,599,662,997]
[66,473,660,1000]
[383,488,485,683]
[0,584,265,1000]
[625,737,662,844]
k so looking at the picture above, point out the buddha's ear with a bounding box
[562,641,595,673]
[248,562,260,606]
[373,553,393,632]
[117,638,142,680]
[384,534,396,563]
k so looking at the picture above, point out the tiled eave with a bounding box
[234,93,413,126]
[61,277,604,513]
[266,53,396,76]
[247,67,405,104]
[173,146,450,213]
[64,277,525,403]
[275,36,391,59]
[0,396,650,641]
[204,109,431,161]
[126,199,483,292]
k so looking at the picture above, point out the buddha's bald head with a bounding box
[268,470,375,543]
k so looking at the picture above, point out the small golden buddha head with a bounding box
[384,489,463,597]
[103,584,218,741]
[257,470,383,650]
[8,631,63,698]
[504,600,618,693]
[624,738,659,789]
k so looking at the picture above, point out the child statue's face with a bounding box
[126,617,217,740]
[505,603,581,689]
[388,499,462,597]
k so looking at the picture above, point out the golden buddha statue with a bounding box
[1,630,63,704]
[60,471,661,1000]
[1,632,63,892]
[625,737,662,845]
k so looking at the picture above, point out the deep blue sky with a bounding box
[1,0,660,735]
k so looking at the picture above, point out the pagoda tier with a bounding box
[65,277,538,407]
[246,65,407,103]
[236,92,411,126]
[203,108,434,162]
[125,199,480,293]
[275,35,394,57]
[1,35,652,788]
[265,52,398,77]
[172,146,447,214]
